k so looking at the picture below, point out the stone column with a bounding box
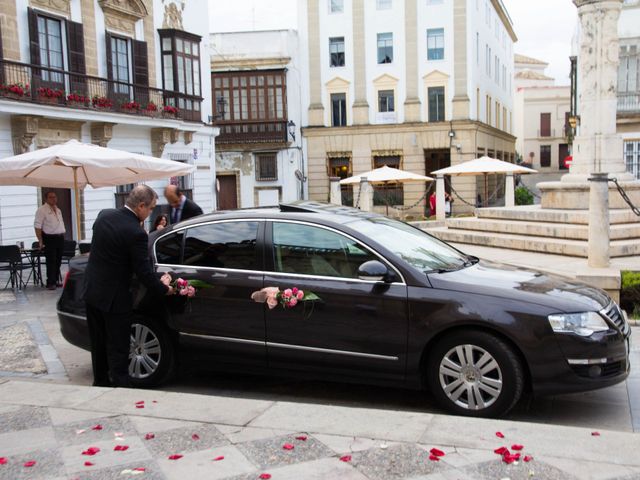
[329,177,342,205]
[351,0,369,124]
[436,175,446,221]
[403,0,421,122]
[505,173,515,207]
[588,173,610,267]
[451,0,470,120]
[358,178,373,212]
[307,0,325,126]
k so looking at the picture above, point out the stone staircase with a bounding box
[424,205,640,258]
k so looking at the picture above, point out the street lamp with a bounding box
[287,120,296,142]
[208,96,227,123]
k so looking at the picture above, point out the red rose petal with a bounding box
[339,455,352,462]
[295,435,308,441]
[495,431,505,438]
[524,455,533,462]
[135,405,144,409]
[24,461,36,468]
[133,468,146,472]
[82,447,100,456]
[502,453,521,464]
[282,443,295,450]
[135,401,145,405]
[511,444,524,451]
[494,447,509,455]
[84,461,94,467]
[114,445,129,451]
[191,434,200,441]
[168,454,183,460]
[259,474,272,479]
[144,433,155,440]
[0,457,7,465]
[91,424,103,431]
[152,400,158,404]
[429,448,445,457]
[212,456,225,461]
[428,454,440,462]
[591,431,601,436]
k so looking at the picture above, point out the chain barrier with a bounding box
[382,182,435,212]
[353,184,362,209]
[444,177,476,207]
[609,178,640,216]
[516,181,541,200]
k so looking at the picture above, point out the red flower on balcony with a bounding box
[1,82,29,97]
[37,87,64,98]
[145,102,158,112]
[92,95,113,108]
[121,101,141,110]
[67,92,90,104]
[163,105,178,114]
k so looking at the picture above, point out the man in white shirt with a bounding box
[34,191,66,290]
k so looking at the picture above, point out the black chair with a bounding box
[58,240,77,283]
[0,245,29,290]
[79,242,91,254]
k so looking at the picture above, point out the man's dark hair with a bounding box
[45,191,56,199]
[125,185,157,208]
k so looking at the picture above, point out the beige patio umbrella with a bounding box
[431,156,537,207]
[0,139,196,240]
[340,165,434,214]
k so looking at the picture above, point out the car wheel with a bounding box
[426,330,524,417]
[128,316,176,387]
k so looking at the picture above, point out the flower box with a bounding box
[39,96,60,105]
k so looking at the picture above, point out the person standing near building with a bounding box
[34,191,66,290]
[83,185,174,388]
[164,184,203,224]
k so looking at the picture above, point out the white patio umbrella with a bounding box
[340,165,433,214]
[0,139,196,240]
[431,156,537,207]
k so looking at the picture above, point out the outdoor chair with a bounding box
[59,240,77,283]
[0,245,29,290]
[79,242,91,254]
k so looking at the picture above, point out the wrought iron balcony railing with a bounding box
[618,92,640,114]
[0,59,203,123]
[215,120,289,144]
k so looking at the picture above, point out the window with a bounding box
[502,65,506,89]
[256,153,278,181]
[328,157,353,206]
[540,113,551,137]
[476,32,479,65]
[329,37,345,67]
[486,45,491,75]
[159,30,202,116]
[378,89,394,112]
[273,222,378,279]
[37,15,64,84]
[377,0,392,9]
[625,141,640,179]
[155,232,184,265]
[330,0,344,13]
[428,86,445,122]
[169,153,193,195]
[618,50,639,93]
[427,29,444,60]
[373,155,403,206]
[495,56,500,84]
[331,93,347,126]
[485,1,490,25]
[495,19,500,39]
[540,145,551,167]
[110,35,130,94]
[115,183,136,209]
[183,222,259,270]
[377,33,393,64]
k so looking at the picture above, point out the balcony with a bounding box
[0,59,203,122]
[618,92,640,114]
[215,120,288,145]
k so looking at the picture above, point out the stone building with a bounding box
[298,0,517,215]
[0,0,216,244]
[210,30,304,209]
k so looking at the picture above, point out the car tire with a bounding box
[128,316,176,388]
[426,330,524,417]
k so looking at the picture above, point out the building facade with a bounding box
[513,54,571,175]
[210,30,304,209]
[299,0,517,215]
[0,0,216,245]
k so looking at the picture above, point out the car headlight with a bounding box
[548,312,610,337]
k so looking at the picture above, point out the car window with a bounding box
[155,232,183,264]
[272,222,379,279]
[183,222,259,270]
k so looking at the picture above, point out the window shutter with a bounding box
[0,22,4,85]
[28,8,40,66]
[105,32,113,80]
[132,39,149,87]
[66,21,86,74]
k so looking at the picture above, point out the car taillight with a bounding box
[62,271,71,288]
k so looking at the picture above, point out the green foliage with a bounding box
[620,271,640,318]
[515,186,534,206]
[621,271,640,290]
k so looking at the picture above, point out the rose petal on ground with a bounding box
[91,425,103,431]
[591,431,601,436]
[23,461,36,468]
[495,431,505,438]
[114,432,123,437]
[339,455,352,462]
[135,401,144,405]
[76,429,86,435]
[152,400,158,404]
[168,454,183,460]
[503,453,521,464]
[511,444,524,451]
[135,405,144,409]
[191,434,200,441]
[380,443,388,449]
[524,455,533,462]
[84,461,94,467]
[494,447,509,455]
[282,443,295,450]
[429,454,440,462]
[133,468,146,472]
[212,456,225,461]
[82,447,100,456]
[114,445,129,451]
[144,433,155,440]
[259,474,272,479]
[0,457,7,465]
[429,448,445,457]
[295,435,308,441]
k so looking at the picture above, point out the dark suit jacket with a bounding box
[83,207,168,314]
[172,197,203,223]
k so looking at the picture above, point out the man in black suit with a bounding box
[84,185,174,387]
[164,184,203,224]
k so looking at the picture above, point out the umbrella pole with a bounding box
[73,167,82,241]
[484,174,488,208]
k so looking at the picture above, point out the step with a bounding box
[444,217,640,241]
[475,205,640,225]
[426,227,640,258]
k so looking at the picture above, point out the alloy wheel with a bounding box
[129,323,161,379]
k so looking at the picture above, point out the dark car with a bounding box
[57,201,631,417]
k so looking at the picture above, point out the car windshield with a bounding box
[351,217,470,272]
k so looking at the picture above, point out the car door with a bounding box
[263,220,408,382]
[154,219,266,368]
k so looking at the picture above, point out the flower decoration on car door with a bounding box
[251,287,320,318]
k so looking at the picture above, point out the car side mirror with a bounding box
[358,260,392,282]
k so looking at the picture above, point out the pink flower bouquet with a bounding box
[251,286,319,312]
[160,274,210,298]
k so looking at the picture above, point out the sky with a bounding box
[209,0,577,86]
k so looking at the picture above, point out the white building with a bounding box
[209,30,304,209]
[0,0,217,245]
[298,0,517,214]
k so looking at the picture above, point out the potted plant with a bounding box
[144,101,159,117]
[66,92,90,108]
[37,87,64,104]
[163,104,179,118]
[92,95,113,109]
[120,100,141,113]
[1,82,29,99]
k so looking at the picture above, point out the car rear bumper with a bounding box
[58,310,91,351]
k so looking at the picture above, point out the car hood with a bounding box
[427,260,609,313]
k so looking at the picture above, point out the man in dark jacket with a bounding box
[164,184,203,224]
[84,185,174,387]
